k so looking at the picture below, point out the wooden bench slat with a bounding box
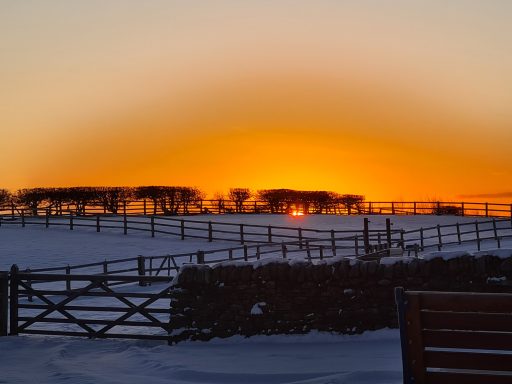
[423,329,512,351]
[421,310,512,332]
[409,291,512,313]
[425,350,512,372]
[426,370,512,384]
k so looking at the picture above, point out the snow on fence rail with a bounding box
[1,200,512,218]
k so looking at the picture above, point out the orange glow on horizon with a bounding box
[1,2,512,202]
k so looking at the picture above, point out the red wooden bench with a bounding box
[395,288,512,384]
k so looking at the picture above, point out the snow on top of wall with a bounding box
[425,248,512,261]
[474,249,512,259]
[379,257,417,265]
[177,249,512,277]
[423,250,472,261]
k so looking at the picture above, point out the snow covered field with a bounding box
[0,330,402,384]
[1,214,510,384]
[1,214,509,271]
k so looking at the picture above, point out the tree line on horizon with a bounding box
[0,186,365,215]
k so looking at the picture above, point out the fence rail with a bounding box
[2,200,512,218]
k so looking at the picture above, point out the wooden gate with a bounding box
[8,266,174,342]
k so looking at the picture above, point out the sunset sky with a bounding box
[1,1,511,201]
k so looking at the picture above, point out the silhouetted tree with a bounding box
[15,188,48,215]
[338,194,365,215]
[43,188,72,215]
[180,187,204,214]
[67,187,99,215]
[134,186,164,214]
[213,192,226,214]
[229,188,251,213]
[0,189,11,206]
[96,187,133,214]
[257,189,293,213]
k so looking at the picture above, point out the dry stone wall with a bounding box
[169,253,512,343]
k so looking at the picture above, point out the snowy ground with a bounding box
[1,214,510,384]
[0,330,402,384]
[1,214,509,271]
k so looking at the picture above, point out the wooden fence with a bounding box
[395,217,512,253]
[14,216,512,294]
[0,212,399,255]
[1,200,512,218]
[1,266,173,341]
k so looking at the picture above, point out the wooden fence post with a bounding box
[228,249,233,260]
[45,209,49,228]
[354,237,359,256]
[386,218,392,250]
[65,265,71,291]
[391,202,395,215]
[331,230,336,256]
[180,219,185,240]
[96,216,100,232]
[298,228,303,249]
[492,219,498,240]
[436,225,442,251]
[0,271,8,336]
[11,203,15,220]
[123,203,127,235]
[400,230,405,250]
[475,221,481,251]
[69,213,73,230]
[267,226,272,243]
[196,250,205,264]
[208,221,213,242]
[281,243,287,259]
[363,218,370,254]
[9,264,19,336]
[21,210,25,228]
[319,245,324,260]
[239,224,244,245]
[461,202,465,217]
[103,260,108,275]
[256,246,261,260]
[243,245,248,261]
[413,202,417,215]
[420,227,424,251]
[143,199,147,216]
[137,256,146,286]
[485,202,489,217]
[368,202,373,215]
[456,223,461,244]
[151,216,155,238]
[306,241,311,261]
